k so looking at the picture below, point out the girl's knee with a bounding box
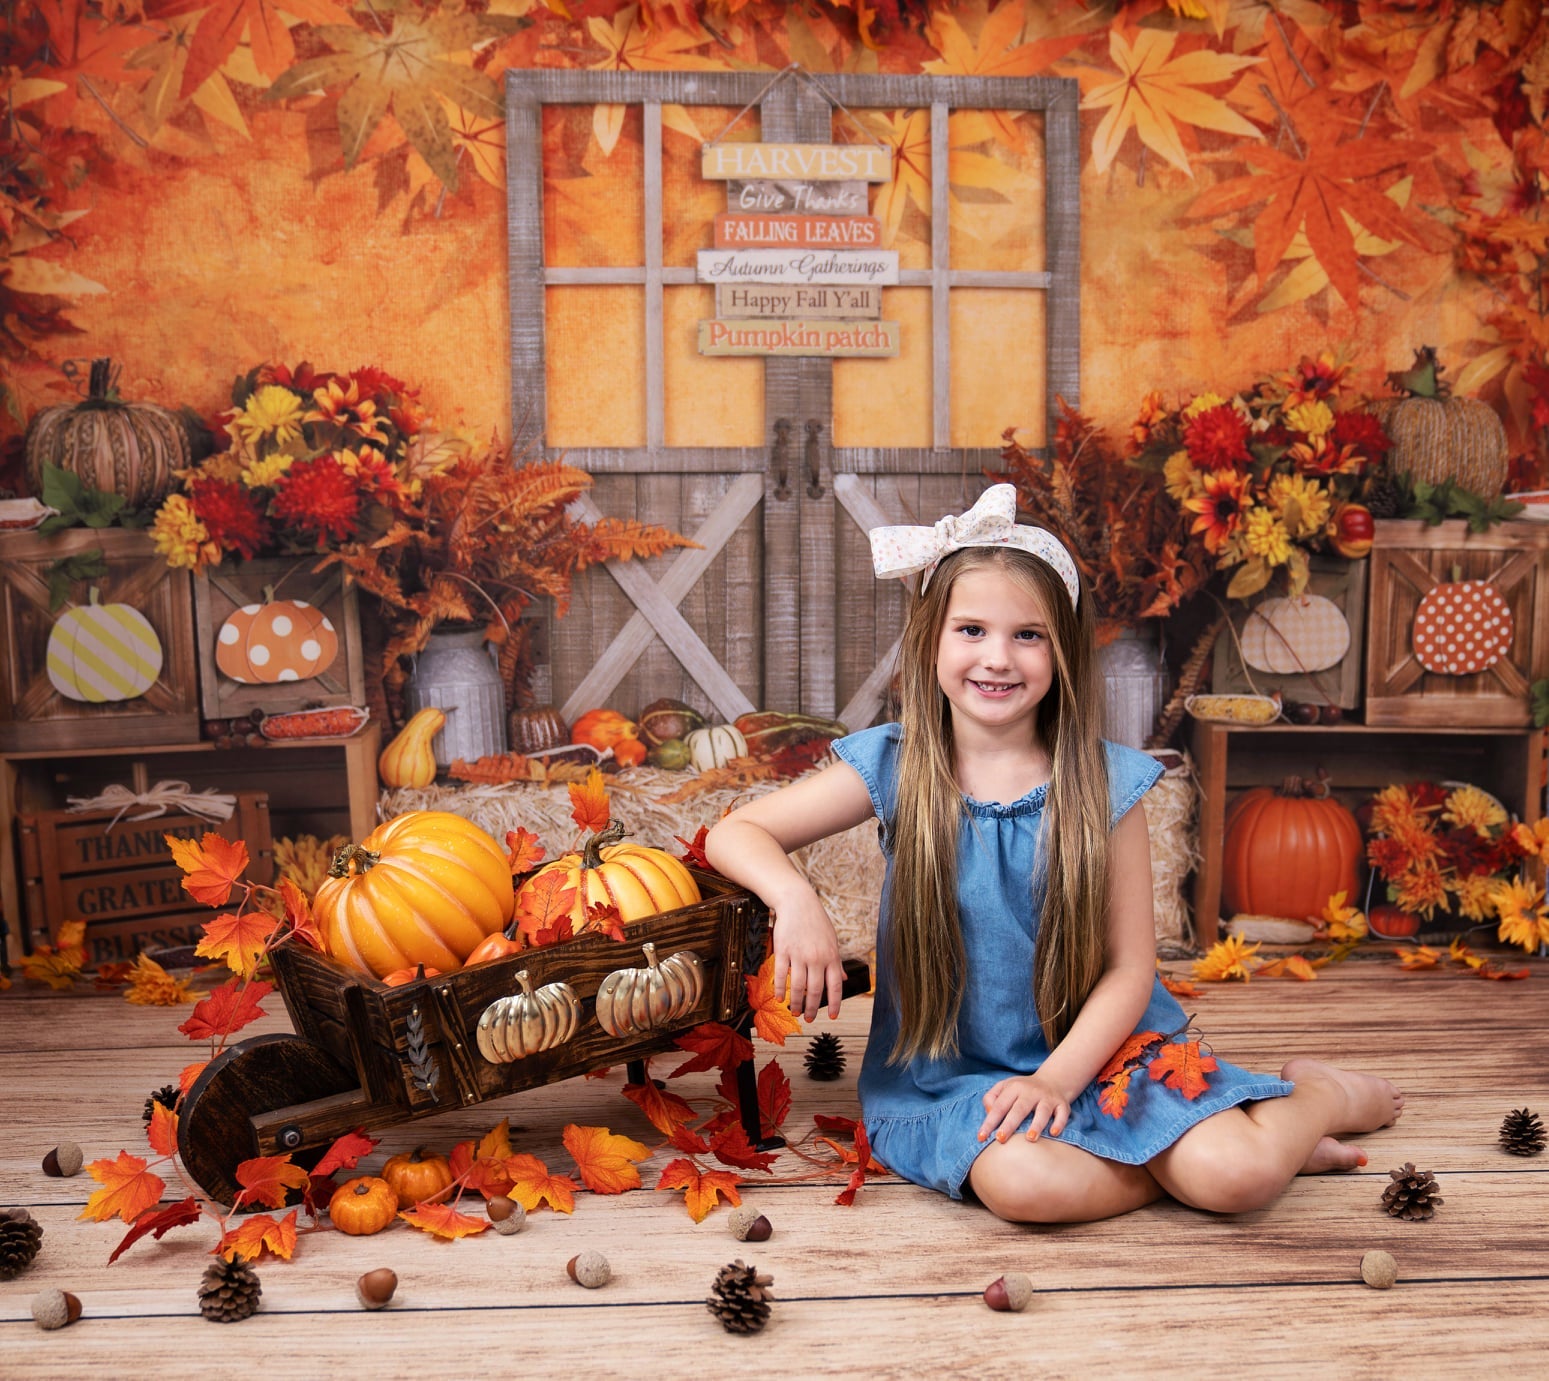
[974,1169,1082,1224]
[1159,1133,1279,1214]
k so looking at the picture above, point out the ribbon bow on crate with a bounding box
[66,780,238,829]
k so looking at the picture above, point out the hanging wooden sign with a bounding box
[715,284,883,319]
[698,319,900,358]
[726,179,869,214]
[714,213,883,250]
[702,143,890,182]
[698,248,898,286]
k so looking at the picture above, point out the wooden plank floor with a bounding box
[4,958,1547,1378]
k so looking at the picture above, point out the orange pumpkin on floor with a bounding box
[329,1177,398,1235]
[515,821,700,935]
[1222,776,1363,923]
[381,1148,455,1209]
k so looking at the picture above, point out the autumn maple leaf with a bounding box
[835,1122,885,1206]
[622,1069,698,1136]
[177,978,273,1042]
[233,1154,310,1210]
[506,826,546,875]
[585,2,721,154]
[218,1210,298,1262]
[584,901,626,942]
[142,0,354,99]
[312,1129,379,1180]
[195,909,279,978]
[1099,1067,1133,1119]
[400,1202,490,1239]
[514,871,578,945]
[165,831,249,908]
[746,955,801,1045]
[1078,25,1261,176]
[670,1021,753,1078]
[568,766,611,835]
[675,825,713,871]
[757,1059,791,1136]
[31,0,149,124]
[1096,1030,1164,1085]
[108,1197,203,1264]
[1256,954,1320,981]
[507,1153,577,1213]
[277,876,323,951]
[564,1124,652,1194]
[707,1121,779,1175]
[146,1101,178,1158]
[80,1151,166,1224]
[1147,1041,1219,1100]
[179,1061,207,1096]
[657,1157,741,1223]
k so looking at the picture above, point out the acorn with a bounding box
[42,1143,84,1178]
[356,1268,397,1310]
[728,1204,772,1242]
[487,1196,526,1235]
[1360,1249,1397,1290]
[31,1289,82,1330]
[566,1251,611,1289]
[983,1272,1034,1312]
[1317,704,1345,725]
[1288,701,1321,726]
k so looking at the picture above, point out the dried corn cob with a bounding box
[260,706,370,740]
[1184,694,1282,725]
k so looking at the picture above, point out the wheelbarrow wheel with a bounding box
[177,1033,357,1206]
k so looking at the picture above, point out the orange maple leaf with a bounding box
[1396,945,1443,970]
[583,900,626,941]
[80,1151,165,1224]
[507,1153,577,1214]
[746,955,801,1046]
[1159,968,1202,999]
[1099,1068,1133,1119]
[707,1121,779,1174]
[622,1071,698,1136]
[312,1130,379,1180]
[1257,954,1319,981]
[568,766,611,834]
[563,1124,652,1195]
[234,1154,310,1210]
[836,1122,885,1206]
[514,872,579,945]
[656,1157,741,1223]
[400,1201,491,1239]
[1147,1041,1219,1100]
[217,1209,298,1262]
[166,0,355,97]
[670,1021,753,1077]
[506,826,546,875]
[165,831,248,908]
[1476,962,1531,981]
[146,1101,178,1157]
[178,978,272,1041]
[195,909,280,978]
[1096,1029,1164,1084]
[277,876,323,951]
[179,1061,207,1096]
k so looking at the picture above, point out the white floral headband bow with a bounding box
[868,484,1080,609]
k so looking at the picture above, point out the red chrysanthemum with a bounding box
[260,361,331,395]
[189,477,270,559]
[349,365,413,401]
[1330,409,1391,463]
[271,456,361,545]
[1183,404,1251,471]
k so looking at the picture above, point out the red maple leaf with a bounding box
[311,1129,379,1180]
[669,1022,753,1078]
[707,1121,780,1174]
[277,876,323,951]
[675,825,714,871]
[665,1123,712,1155]
[1146,1041,1219,1100]
[758,1058,792,1135]
[621,1070,699,1137]
[836,1122,885,1206]
[584,900,626,941]
[814,1113,860,1136]
[177,978,272,1041]
[514,871,578,946]
[108,1197,204,1264]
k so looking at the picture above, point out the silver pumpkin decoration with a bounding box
[594,943,705,1038]
[476,970,582,1063]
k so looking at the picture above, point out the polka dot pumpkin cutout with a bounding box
[1411,579,1513,676]
[216,600,339,685]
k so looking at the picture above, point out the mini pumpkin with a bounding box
[595,942,706,1038]
[508,705,568,755]
[515,820,700,937]
[46,588,163,703]
[571,708,639,752]
[475,970,583,1063]
[1375,347,1509,497]
[380,1148,455,1209]
[329,1176,398,1235]
[686,723,747,772]
[216,598,339,685]
[612,737,648,768]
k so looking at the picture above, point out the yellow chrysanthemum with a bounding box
[1319,890,1368,942]
[123,952,197,1006]
[1368,785,1426,837]
[198,452,245,484]
[1442,785,1507,836]
[150,495,218,571]
[1183,391,1227,420]
[1164,449,1202,501]
[1283,399,1335,439]
[1242,506,1293,565]
[1267,473,1331,540]
[1192,934,1261,982]
[1392,862,1448,918]
[1450,872,1499,923]
[1510,819,1549,862]
[1492,878,1549,952]
[242,452,296,489]
[230,385,305,447]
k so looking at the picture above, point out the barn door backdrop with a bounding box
[507,69,1078,728]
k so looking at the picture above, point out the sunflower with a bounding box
[1182,468,1249,554]
[1491,877,1549,952]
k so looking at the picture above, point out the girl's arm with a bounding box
[978,802,1159,1144]
[704,760,876,1022]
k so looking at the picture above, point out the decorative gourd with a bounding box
[377,707,446,789]
[329,1176,399,1235]
[734,710,848,755]
[382,964,442,986]
[380,1148,455,1209]
[507,705,568,755]
[637,697,706,746]
[648,738,692,771]
[1222,776,1363,922]
[1374,347,1509,497]
[465,929,523,966]
[45,588,163,703]
[475,970,583,1063]
[612,737,648,768]
[686,723,747,771]
[24,358,190,508]
[1411,576,1513,676]
[1330,503,1374,560]
[314,810,514,978]
[594,942,706,1038]
[215,597,338,685]
[515,821,700,935]
[1240,594,1350,675]
[571,708,640,752]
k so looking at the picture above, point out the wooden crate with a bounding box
[1365,519,1549,727]
[17,791,273,963]
[1212,555,1367,709]
[193,556,365,721]
[0,529,199,751]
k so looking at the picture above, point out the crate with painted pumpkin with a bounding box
[1364,519,1549,727]
[192,556,365,721]
[0,528,199,751]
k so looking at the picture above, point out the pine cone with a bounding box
[1381,1162,1444,1221]
[143,1083,179,1123]
[803,1031,847,1081]
[0,1208,44,1280]
[706,1259,774,1335]
[1364,475,1402,518]
[1499,1107,1546,1157]
[197,1257,262,1322]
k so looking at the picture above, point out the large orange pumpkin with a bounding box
[516,821,699,935]
[314,811,514,978]
[1222,776,1363,923]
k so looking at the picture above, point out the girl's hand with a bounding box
[977,1074,1071,1145]
[772,901,845,1023]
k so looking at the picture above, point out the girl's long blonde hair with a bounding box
[886,545,1111,1063]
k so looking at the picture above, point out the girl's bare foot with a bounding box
[1299,1134,1367,1175]
[1281,1057,1404,1135]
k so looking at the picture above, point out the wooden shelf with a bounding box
[1188,718,1547,948]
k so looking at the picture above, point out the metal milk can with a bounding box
[404,624,508,768]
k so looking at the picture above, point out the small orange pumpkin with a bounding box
[381,964,443,986]
[515,821,700,935]
[571,708,639,752]
[612,737,648,768]
[1369,904,1422,939]
[465,930,523,966]
[329,1176,398,1235]
[380,1147,455,1209]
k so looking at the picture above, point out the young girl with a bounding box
[705,485,1402,1222]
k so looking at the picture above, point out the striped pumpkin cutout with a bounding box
[46,591,164,703]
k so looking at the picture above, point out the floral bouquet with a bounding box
[1130,353,1392,600]
[150,362,458,571]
